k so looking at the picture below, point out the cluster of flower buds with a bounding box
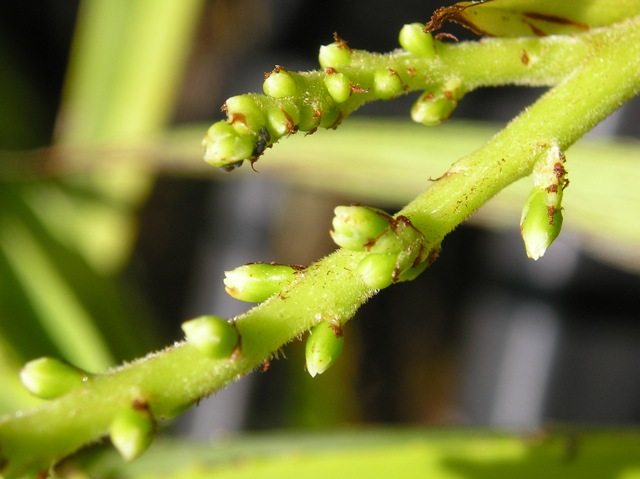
[330,205,432,289]
[202,25,448,171]
[520,145,569,260]
[305,319,344,377]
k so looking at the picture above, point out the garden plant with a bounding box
[1,0,640,477]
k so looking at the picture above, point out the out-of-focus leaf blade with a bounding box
[426,0,640,37]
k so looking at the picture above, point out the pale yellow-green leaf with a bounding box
[426,0,640,37]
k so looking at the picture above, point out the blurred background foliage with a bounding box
[0,0,639,476]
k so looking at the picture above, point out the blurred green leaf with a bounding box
[426,0,640,37]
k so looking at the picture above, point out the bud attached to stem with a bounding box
[20,357,91,400]
[318,35,352,69]
[224,263,301,303]
[263,66,298,98]
[330,205,394,251]
[305,320,344,377]
[181,315,239,359]
[399,23,436,59]
[110,404,155,462]
[521,145,568,260]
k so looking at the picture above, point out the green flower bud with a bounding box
[520,187,563,260]
[318,42,352,69]
[297,104,322,132]
[181,315,238,359]
[324,72,351,104]
[356,253,397,290]
[373,69,404,99]
[224,95,265,132]
[202,121,255,169]
[110,405,155,462]
[20,357,90,399]
[305,320,344,377]
[263,67,298,98]
[411,91,457,126]
[399,23,436,59]
[267,105,299,138]
[224,263,300,303]
[330,205,394,251]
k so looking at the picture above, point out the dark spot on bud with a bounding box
[252,127,271,158]
[522,49,530,65]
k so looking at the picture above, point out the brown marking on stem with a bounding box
[547,205,557,225]
[328,110,346,129]
[546,184,558,193]
[324,67,338,75]
[260,359,271,372]
[522,49,530,65]
[229,112,247,126]
[132,399,148,410]
[280,108,298,135]
[435,32,459,42]
[406,67,417,77]
[350,83,370,94]
[329,320,344,338]
[333,32,351,51]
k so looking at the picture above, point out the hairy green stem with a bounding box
[1,16,639,478]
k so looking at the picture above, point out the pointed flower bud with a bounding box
[263,66,298,98]
[330,205,394,251]
[202,121,255,169]
[181,315,239,359]
[399,23,436,59]
[305,320,344,377]
[20,357,90,399]
[223,263,300,303]
[356,253,397,290]
[373,69,404,99]
[324,72,352,104]
[520,187,563,260]
[411,90,457,126]
[267,105,299,139]
[110,404,155,462]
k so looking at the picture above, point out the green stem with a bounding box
[1,16,639,478]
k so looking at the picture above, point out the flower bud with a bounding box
[267,105,299,138]
[373,69,404,99]
[297,105,322,132]
[181,315,238,359]
[520,187,563,260]
[330,205,393,251]
[356,253,397,290]
[202,121,255,169]
[399,23,436,59]
[324,72,352,104]
[20,357,90,399]
[305,320,344,377]
[224,263,300,303]
[318,42,352,69]
[110,405,155,462]
[411,91,457,126]
[224,95,265,133]
[263,67,298,98]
